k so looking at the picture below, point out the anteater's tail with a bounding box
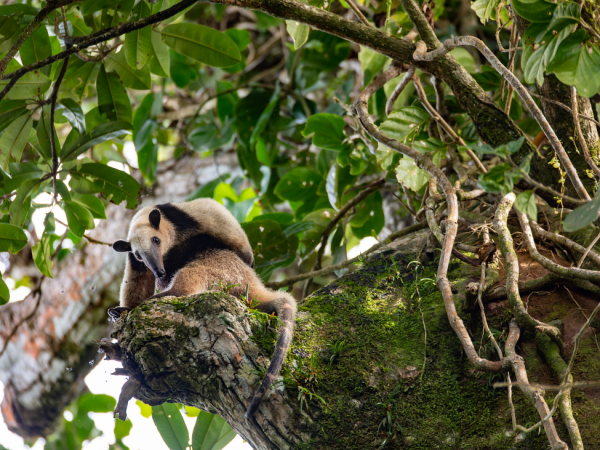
[245,293,296,418]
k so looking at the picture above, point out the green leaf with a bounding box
[136,400,152,419]
[478,163,520,194]
[78,393,117,414]
[301,208,334,256]
[274,168,322,202]
[472,0,501,24]
[282,220,313,237]
[286,20,310,50]
[82,0,120,14]
[5,162,44,192]
[234,89,272,148]
[58,98,86,134]
[0,276,9,306]
[514,190,538,222]
[0,4,39,15]
[185,174,231,201]
[105,50,152,90]
[522,44,546,86]
[161,23,241,68]
[9,179,37,227]
[125,0,152,69]
[564,193,600,232]
[63,201,95,237]
[0,112,33,171]
[358,46,387,86]
[546,31,600,97]
[114,418,133,441]
[191,411,236,450]
[152,403,189,450]
[302,113,348,152]
[71,193,106,219]
[70,163,140,208]
[250,82,280,145]
[473,65,502,91]
[395,157,428,192]
[350,191,385,239]
[169,50,198,88]
[20,25,52,76]
[61,121,133,161]
[0,68,51,99]
[0,100,28,133]
[0,15,20,47]
[58,58,99,99]
[512,0,556,22]
[377,107,430,146]
[0,223,28,253]
[302,31,351,72]
[412,137,448,166]
[96,64,133,123]
[36,106,59,161]
[242,220,299,277]
[32,234,53,277]
[149,31,170,77]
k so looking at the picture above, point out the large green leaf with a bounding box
[0,223,28,253]
[358,46,387,86]
[161,23,241,68]
[512,0,556,22]
[0,15,20,47]
[478,163,520,194]
[0,100,27,133]
[78,393,117,414]
[148,31,170,77]
[301,208,334,256]
[234,89,272,148]
[522,44,546,86]
[395,157,428,192]
[19,25,52,76]
[9,179,37,227]
[70,193,106,219]
[0,112,33,171]
[274,168,322,202]
[125,0,152,69]
[96,64,133,123]
[0,69,51,99]
[61,121,132,161]
[514,190,538,222]
[546,31,600,97]
[285,20,310,50]
[58,57,99,99]
[472,0,501,24]
[36,106,59,161]
[564,191,600,232]
[58,98,86,134]
[63,200,95,237]
[152,403,189,450]
[0,276,9,305]
[32,234,53,277]
[302,113,348,152]
[5,162,44,192]
[302,31,351,71]
[191,411,236,450]
[250,82,281,146]
[377,106,430,146]
[350,191,385,239]
[69,163,140,208]
[105,50,151,90]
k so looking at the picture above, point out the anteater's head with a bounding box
[113,208,173,279]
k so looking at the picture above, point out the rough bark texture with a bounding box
[0,154,239,438]
[539,74,600,198]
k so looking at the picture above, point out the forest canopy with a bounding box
[1,0,600,449]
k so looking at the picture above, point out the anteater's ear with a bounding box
[149,209,161,229]
[113,240,132,252]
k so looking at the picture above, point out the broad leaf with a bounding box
[0,112,33,171]
[32,234,53,277]
[82,0,120,14]
[350,191,385,239]
[36,106,59,161]
[286,20,310,50]
[0,100,28,133]
[472,0,501,24]
[71,193,107,219]
[161,23,241,68]
[58,98,86,134]
[564,192,600,232]
[302,113,348,152]
[5,162,44,193]
[63,201,95,237]
[61,121,132,161]
[377,107,430,147]
[9,179,37,227]
[152,403,189,450]
[125,0,152,69]
[0,70,51,99]
[514,190,538,222]
[191,411,236,450]
[96,64,133,123]
[358,46,387,86]
[0,276,9,305]
[395,157,428,192]
[20,25,52,76]
[149,31,170,77]
[105,50,151,90]
[478,163,520,194]
[70,163,140,208]
[274,168,322,202]
[250,82,281,145]
[0,223,28,253]
[512,0,556,22]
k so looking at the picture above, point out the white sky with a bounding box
[0,359,251,450]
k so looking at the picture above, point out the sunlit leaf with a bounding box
[69,163,140,209]
[0,223,28,253]
[514,190,538,222]
[61,121,132,161]
[148,31,170,77]
[125,0,151,69]
[152,403,189,450]
[20,25,52,76]
[302,113,348,152]
[191,411,236,450]
[286,20,310,50]
[63,201,95,237]
[395,157,428,192]
[0,112,33,171]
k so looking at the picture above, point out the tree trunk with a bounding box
[111,229,600,449]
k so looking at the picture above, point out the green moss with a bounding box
[257,252,551,449]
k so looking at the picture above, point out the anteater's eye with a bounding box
[152,237,160,245]
[134,251,141,260]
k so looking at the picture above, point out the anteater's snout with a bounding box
[156,268,166,278]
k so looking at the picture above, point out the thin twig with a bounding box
[571,86,600,177]
[346,0,372,27]
[385,66,414,116]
